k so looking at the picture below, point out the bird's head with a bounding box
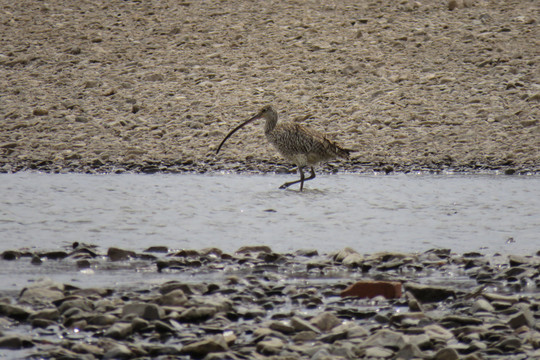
[216,105,277,154]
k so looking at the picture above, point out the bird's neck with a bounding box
[264,116,277,134]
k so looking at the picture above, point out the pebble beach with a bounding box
[0,245,539,359]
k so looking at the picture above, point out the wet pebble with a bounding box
[0,247,538,359]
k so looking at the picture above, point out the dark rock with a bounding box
[341,280,402,299]
[0,303,34,320]
[403,282,455,302]
[42,251,68,260]
[107,247,136,261]
[236,245,272,254]
[122,302,163,321]
[0,335,33,349]
[2,250,20,260]
[33,108,49,116]
[144,246,168,253]
[508,309,535,329]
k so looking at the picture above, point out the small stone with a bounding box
[342,253,364,267]
[104,322,132,339]
[341,281,402,299]
[144,246,168,253]
[403,282,455,302]
[360,329,407,349]
[1,250,20,260]
[122,302,163,321]
[434,347,459,360]
[0,142,17,149]
[159,289,187,306]
[269,320,295,334]
[364,346,393,358]
[0,335,32,349]
[333,247,359,262]
[75,115,89,123]
[497,337,522,351]
[29,308,60,321]
[291,316,321,333]
[395,343,426,359]
[131,317,150,332]
[471,298,495,313]
[311,312,342,332]
[89,314,117,326]
[236,245,272,254]
[182,335,228,357]
[31,318,55,328]
[293,331,318,342]
[177,306,217,322]
[104,343,132,359]
[508,309,535,329]
[143,73,165,82]
[72,342,105,356]
[84,80,100,88]
[256,337,284,355]
[154,320,175,333]
[424,324,455,341]
[107,247,136,261]
[0,303,33,321]
[33,108,48,116]
[76,259,91,269]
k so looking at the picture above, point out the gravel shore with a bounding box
[0,245,539,359]
[1,0,539,174]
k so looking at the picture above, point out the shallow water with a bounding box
[1,172,538,255]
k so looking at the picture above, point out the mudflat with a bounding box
[1,0,538,174]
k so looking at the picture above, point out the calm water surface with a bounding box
[1,172,538,255]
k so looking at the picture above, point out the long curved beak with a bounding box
[216,112,263,154]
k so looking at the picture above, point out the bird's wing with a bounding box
[273,123,350,160]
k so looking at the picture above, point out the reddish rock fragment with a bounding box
[340,281,402,299]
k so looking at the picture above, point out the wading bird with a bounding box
[216,105,353,191]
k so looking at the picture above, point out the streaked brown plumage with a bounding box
[216,105,353,191]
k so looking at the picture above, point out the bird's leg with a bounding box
[304,167,316,183]
[279,167,305,190]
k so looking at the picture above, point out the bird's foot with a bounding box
[279,184,289,190]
